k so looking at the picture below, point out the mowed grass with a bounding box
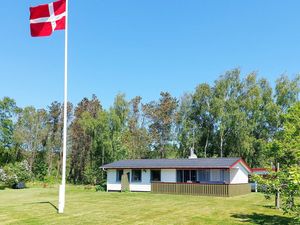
[0,185,293,225]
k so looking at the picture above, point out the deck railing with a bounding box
[151,182,250,197]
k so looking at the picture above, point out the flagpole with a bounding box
[58,0,69,214]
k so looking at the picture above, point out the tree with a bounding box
[143,92,178,158]
[267,102,300,167]
[211,69,244,157]
[14,107,49,173]
[109,94,129,161]
[190,84,214,158]
[0,97,19,166]
[275,75,300,114]
[122,96,150,159]
[176,93,194,158]
[256,102,300,222]
[253,166,300,222]
[68,95,102,183]
[239,74,279,167]
[47,101,62,177]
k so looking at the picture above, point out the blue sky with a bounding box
[1,0,300,109]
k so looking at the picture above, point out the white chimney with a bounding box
[189,147,197,159]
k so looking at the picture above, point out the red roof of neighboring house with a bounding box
[251,168,275,174]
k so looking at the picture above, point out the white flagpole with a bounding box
[58,0,69,214]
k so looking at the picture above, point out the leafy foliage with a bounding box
[2,161,32,188]
[0,70,299,185]
[253,166,300,222]
[0,168,7,183]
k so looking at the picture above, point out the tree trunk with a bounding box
[29,142,36,172]
[220,134,223,157]
[275,162,280,209]
[204,132,209,158]
[47,150,53,176]
[101,146,104,180]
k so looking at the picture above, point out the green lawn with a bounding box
[0,185,293,225]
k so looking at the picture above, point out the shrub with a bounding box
[95,184,106,192]
[3,161,32,188]
[0,168,7,183]
[43,176,59,185]
[0,168,7,189]
[94,178,107,192]
[83,167,100,185]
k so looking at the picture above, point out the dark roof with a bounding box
[101,157,245,170]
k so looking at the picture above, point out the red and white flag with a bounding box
[30,0,66,37]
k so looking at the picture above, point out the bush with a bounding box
[95,179,107,192]
[95,184,105,192]
[43,176,59,186]
[3,161,32,188]
[0,168,7,183]
[0,168,7,190]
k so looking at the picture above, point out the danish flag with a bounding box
[30,0,66,37]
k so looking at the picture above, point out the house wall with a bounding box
[106,164,249,192]
[107,169,121,191]
[107,169,151,192]
[107,169,178,192]
[230,162,249,184]
[130,169,151,192]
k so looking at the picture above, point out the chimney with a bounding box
[189,147,197,159]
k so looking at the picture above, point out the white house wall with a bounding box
[107,169,121,191]
[107,169,151,192]
[130,169,151,192]
[230,162,249,184]
[107,169,178,192]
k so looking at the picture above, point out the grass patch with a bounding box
[0,185,293,225]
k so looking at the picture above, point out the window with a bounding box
[151,170,161,182]
[220,169,225,182]
[176,170,183,182]
[184,170,190,182]
[116,169,123,182]
[131,170,142,182]
[176,170,197,182]
[198,169,210,182]
[220,169,229,183]
[191,170,197,182]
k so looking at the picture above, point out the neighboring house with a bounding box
[251,168,275,175]
[250,167,275,192]
[101,157,252,197]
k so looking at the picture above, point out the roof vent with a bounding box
[188,147,197,159]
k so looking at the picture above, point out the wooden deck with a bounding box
[151,182,251,197]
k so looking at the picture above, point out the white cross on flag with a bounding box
[30,0,66,37]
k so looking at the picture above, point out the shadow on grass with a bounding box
[231,213,293,225]
[24,201,58,212]
[263,205,276,210]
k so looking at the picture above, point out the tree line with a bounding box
[0,69,299,185]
